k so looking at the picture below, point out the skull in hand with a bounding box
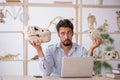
[24,25,51,43]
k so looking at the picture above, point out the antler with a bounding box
[5,6,22,20]
[47,16,64,29]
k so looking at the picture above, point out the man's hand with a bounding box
[91,37,102,50]
[88,37,102,56]
[29,39,41,50]
[29,39,44,57]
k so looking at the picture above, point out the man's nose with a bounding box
[64,33,69,39]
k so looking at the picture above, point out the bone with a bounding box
[23,25,51,43]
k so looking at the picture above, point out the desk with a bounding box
[0,76,119,80]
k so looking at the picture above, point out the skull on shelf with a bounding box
[0,10,5,23]
[0,2,5,24]
[103,50,119,60]
[88,13,97,30]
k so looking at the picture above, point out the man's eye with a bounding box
[68,32,71,34]
[67,31,72,35]
[61,32,65,35]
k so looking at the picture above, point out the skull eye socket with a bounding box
[108,53,110,56]
[34,27,38,31]
[42,30,44,32]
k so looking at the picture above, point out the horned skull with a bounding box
[24,25,51,43]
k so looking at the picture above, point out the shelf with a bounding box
[1,2,120,8]
[0,59,39,62]
[0,2,75,7]
[82,4,120,8]
[1,59,119,63]
[0,31,23,33]
[102,31,120,34]
[28,3,75,7]
[0,2,23,6]
[27,60,39,62]
[81,30,120,34]
[95,58,120,61]
[0,60,23,61]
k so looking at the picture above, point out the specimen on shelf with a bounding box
[31,55,39,60]
[87,13,97,30]
[47,16,74,32]
[102,20,109,32]
[103,50,119,60]
[0,2,5,23]
[0,1,21,23]
[0,53,20,60]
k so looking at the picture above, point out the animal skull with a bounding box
[0,53,20,60]
[102,20,109,32]
[88,29,102,42]
[103,50,119,60]
[0,2,5,23]
[0,10,5,23]
[88,13,97,30]
[24,25,51,43]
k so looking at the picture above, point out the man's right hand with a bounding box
[29,39,41,51]
[29,39,44,57]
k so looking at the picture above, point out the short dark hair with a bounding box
[56,19,74,32]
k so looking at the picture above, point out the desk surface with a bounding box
[0,76,119,80]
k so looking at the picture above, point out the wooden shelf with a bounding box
[0,2,75,7]
[0,60,23,61]
[82,4,120,8]
[81,30,120,34]
[1,2,120,8]
[0,2,23,6]
[95,58,120,61]
[28,3,75,7]
[0,31,23,33]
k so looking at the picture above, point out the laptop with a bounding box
[61,57,93,78]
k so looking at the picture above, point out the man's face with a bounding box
[58,27,73,46]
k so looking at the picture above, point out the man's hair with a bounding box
[56,19,74,32]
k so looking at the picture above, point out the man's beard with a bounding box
[62,39,72,46]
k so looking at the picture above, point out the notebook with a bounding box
[61,57,93,78]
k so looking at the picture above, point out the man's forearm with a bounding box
[88,47,94,56]
[36,46,44,57]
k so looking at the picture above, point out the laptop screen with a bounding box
[61,57,93,78]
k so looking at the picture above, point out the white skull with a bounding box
[24,25,51,43]
[103,50,119,60]
[88,29,102,42]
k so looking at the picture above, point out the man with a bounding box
[29,19,101,76]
